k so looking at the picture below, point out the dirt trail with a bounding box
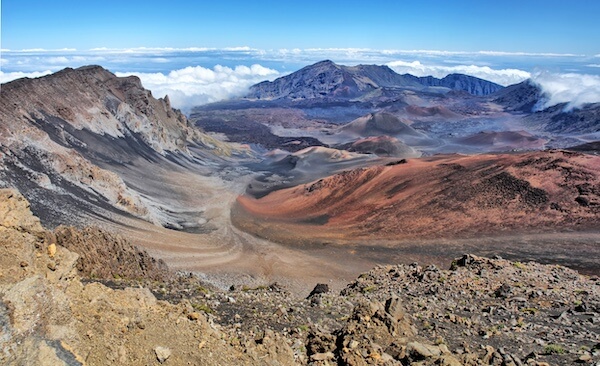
[101,170,368,296]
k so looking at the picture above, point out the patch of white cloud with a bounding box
[116,64,280,112]
[46,56,70,64]
[380,49,582,57]
[3,48,77,53]
[476,50,583,57]
[0,70,53,83]
[86,47,229,54]
[531,72,600,110]
[386,60,531,86]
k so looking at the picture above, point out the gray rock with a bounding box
[384,296,404,321]
[406,342,441,359]
[307,283,329,299]
[154,346,171,363]
[310,351,334,361]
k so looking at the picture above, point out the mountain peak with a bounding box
[246,60,503,101]
[246,60,422,100]
[315,59,336,66]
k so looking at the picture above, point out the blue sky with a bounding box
[2,1,600,111]
[3,0,600,54]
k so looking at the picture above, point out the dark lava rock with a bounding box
[307,283,330,299]
[494,283,513,298]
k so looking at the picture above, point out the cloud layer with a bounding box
[0,70,53,83]
[532,72,600,110]
[2,47,600,112]
[116,65,280,112]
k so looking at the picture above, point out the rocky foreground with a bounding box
[0,188,598,365]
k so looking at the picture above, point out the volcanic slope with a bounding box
[3,189,598,366]
[235,150,600,242]
[334,112,435,147]
[0,65,248,229]
[1,67,384,292]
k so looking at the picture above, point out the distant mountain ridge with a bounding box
[412,73,504,96]
[246,60,503,100]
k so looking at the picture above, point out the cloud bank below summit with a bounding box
[115,65,280,112]
[531,72,600,111]
[2,47,600,111]
[123,63,600,112]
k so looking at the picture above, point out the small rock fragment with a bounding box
[47,243,56,258]
[407,342,441,359]
[154,346,171,363]
[385,296,405,321]
[310,351,334,361]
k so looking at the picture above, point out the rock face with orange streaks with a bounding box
[236,150,600,240]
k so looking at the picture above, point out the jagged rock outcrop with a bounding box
[53,226,170,281]
[0,189,286,365]
[0,66,245,228]
[1,65,197,154]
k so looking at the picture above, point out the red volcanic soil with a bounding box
[235,150,600,242]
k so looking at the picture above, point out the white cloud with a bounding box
[531,72,600,110]
[476,50,582,57]
[116,64,280,112]
[87,47,217,54]
[47,56,70,64]
[0,70,53,83]
[4,48,77,53]
[3,47,599,113]
[386,60,531,86]
[379,49,582,57]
